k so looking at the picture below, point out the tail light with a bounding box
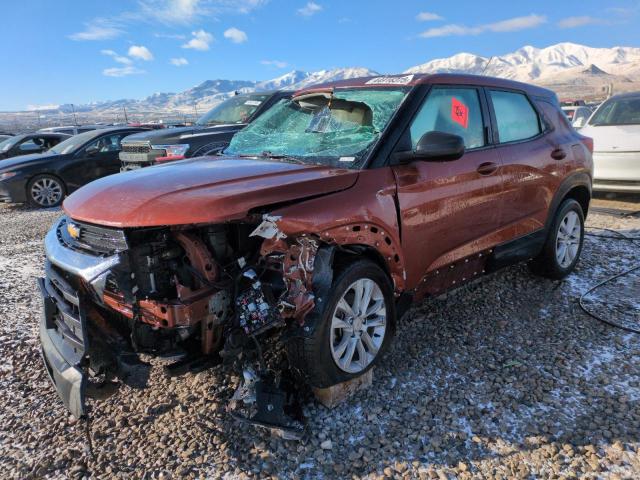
[579,136,593,154]
[155,155,185,163]
[151,144,189,163]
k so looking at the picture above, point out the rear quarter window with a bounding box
[489,90,541,143]
[536,100,573,131]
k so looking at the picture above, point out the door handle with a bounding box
[476,162,499,175]
[551,148,567,160]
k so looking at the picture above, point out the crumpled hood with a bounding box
[0,152,59,172]
[63,156,358,227]
[580,124,640,152]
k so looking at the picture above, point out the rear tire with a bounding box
[529,198,584,279]
[27,174,65,208]
[287,259,395,388]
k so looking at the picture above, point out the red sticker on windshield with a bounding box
[451,98,469,129]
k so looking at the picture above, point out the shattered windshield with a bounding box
[225,88,408,169]
[196,93,270,126]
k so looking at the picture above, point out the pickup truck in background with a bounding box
[119,91,291,171]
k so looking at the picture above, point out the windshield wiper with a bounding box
[260,151,307,165]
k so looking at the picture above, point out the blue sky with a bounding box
[2,0,640,110]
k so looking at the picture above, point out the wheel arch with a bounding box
[25,172,68,206]
[317,223,406,294]
[546,172,592,230]
[563,184,591,218]
[333,243,393,282]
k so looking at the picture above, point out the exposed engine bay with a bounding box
[47,214,326,438]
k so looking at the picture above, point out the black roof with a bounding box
[13,132,72,140]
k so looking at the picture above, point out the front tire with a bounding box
[529,198,585,279]
[27,174,65,208]
[287,259,395,388]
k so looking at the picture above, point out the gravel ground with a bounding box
[0,199,639,479]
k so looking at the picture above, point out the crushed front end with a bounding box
[38,215,313,435]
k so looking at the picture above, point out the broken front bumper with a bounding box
[38,268,88,418]
[38,218,124,418]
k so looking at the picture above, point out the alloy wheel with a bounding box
[30,177,63,207]
[555,210,581,268]
[330,278,387,374]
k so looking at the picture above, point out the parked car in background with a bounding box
[119,91,291,171]
[0,134,13,143]
[38,73,592,433]
[0,132,70,159]
[38,125,104,136]
[579,91,640,192]
[562,105,592,128]
[0,126,147,207]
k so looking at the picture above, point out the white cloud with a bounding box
[488,14,547,32]
[170,57,189,66]
[224,27,248,43]
[420,14,546,38]
[103,66,146,77]
[140,0,201,24]
[154,32,187,39]
[100,49,133,65]
[69,23,122,41]
[182,30,214,50]
[70,1,267,44]
[416,12,443,22]
[297,2,322,17]
[557,16,600,28]
[128,45,154,61]
[261,59,288,68]
[138,0,267,24]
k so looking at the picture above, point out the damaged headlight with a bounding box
[151,144,189,162]
[0,171,18,181]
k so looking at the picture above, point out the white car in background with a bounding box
[562,106,592,128]
[579,92,640,193]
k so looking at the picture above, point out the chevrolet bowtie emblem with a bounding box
[67,222,81,240]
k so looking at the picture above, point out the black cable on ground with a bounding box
[579,227,640,334]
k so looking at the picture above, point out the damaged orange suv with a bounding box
[39,74,592,436]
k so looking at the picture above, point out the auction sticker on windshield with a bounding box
[245,100,262,106]
[365,74,414,85]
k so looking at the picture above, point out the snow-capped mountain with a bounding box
[69,67,380,114]
[284,67,379,89]
[12,43,640,122]
[405,42,640,81]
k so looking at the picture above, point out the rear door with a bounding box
[391,85,505,296]
[487,89,565,235]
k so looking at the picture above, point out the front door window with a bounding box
[409,87,486,149]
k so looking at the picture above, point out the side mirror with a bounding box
[394,131,465,163]
[415,131,465,160]
[85,145,100,156]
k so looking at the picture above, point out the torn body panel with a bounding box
[264,168,406,293]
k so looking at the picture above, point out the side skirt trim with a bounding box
[485,228,547,272]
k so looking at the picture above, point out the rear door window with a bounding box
[409,87,485,149]
[19,137,45,152]
[489,90,541,143]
